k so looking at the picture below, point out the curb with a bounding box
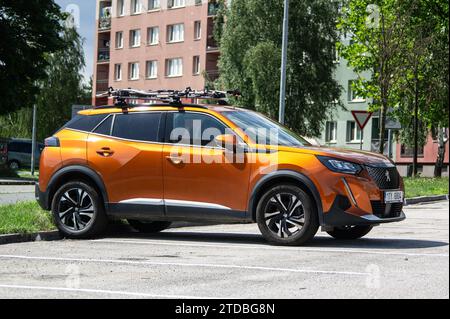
[404,194,449,206]
[0,231,61,245]
[0,180,36,186]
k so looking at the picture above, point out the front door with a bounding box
[87,112,165,217]
[162,111,252,221]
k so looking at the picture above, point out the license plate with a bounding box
[384,191,404,204]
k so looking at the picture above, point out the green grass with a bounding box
[404,177,449,198]
[0,201,55,235]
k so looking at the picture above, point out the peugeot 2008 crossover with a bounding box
[36,99,405,246]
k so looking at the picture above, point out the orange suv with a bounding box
[36,90,405,246]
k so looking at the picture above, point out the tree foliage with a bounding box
[0,0,66,115]
[217,0,342,137]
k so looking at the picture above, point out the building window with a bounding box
[114,64,122,81]
[193,56,200,75]
[129,62,140,80]
[146,60,158,79]
[131,0,142,14]
[166,58,183,77]
[115,31,123,49]
[348,80,365,102]
[194,21,201,40]
[346,121,362,142]
[167,24,184,43]
[168,0,185,9]
[325,121,337,143]
[117,0,125,16]
[195,0,203,5]
[130,29,141,47]
[147,27,159,45]
[400,145,424,158]
[148,0,160,10]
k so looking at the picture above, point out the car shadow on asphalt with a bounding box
[104,224,448,250]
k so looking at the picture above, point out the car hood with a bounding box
[279,145,394,167]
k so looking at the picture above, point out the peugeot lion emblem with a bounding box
[385,170,391,182]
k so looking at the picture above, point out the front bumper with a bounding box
[322,194,406,227]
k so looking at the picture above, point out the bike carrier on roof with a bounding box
[95,87,242,110]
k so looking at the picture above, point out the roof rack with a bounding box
[95,87,241,111]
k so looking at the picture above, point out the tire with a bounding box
[327,226,373,240]
[51,181,108,239]
[256,184,319,246]
[8,160,20,170]
[127,220,172,233]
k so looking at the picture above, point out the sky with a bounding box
[55,0,96,82]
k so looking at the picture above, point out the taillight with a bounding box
[45,137,60,148]
[0,144,6,154]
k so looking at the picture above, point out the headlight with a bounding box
[316,156,362,175]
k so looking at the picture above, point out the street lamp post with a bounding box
[278,0,289,125]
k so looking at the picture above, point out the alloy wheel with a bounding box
[57,188,95,231]
[264,193,305,239]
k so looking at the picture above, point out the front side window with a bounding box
[167,112,226,147]
[147,27,159,45]
[220,111,310,147]
[166,58,183,77]
[112,113,161,142]
[167,24,184,43]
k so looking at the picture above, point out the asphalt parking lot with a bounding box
[0,201,448,299]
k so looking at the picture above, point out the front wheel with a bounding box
[256,185,319,246]
[128,220,172,233]
[51,181,108,239]
[327,225,373,240]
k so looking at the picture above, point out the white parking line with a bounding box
[0,254,366,276]
[92,239,449,258]
[0,284,210,299]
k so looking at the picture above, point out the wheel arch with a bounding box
[248,170,324,224]
[45,165,109,211]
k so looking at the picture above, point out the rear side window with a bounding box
[65,115,108,132]
[93,116,113,136]
[112,113,161,142]
[8,142,32,153]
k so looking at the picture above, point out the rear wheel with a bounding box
[51,181,108,239]
[327,225,373,240]
[8,160,19,170]
[127,220,172,233]
[256,185,319,246]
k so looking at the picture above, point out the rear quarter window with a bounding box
[64,114,108,132]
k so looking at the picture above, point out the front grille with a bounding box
[371,201,403,218]
[366,166,400,190]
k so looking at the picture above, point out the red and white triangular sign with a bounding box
[351,111,373,130]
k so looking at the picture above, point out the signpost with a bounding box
[351,111,373,150]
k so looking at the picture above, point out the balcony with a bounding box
[207,37,219,52]
[99,17,111,31]
[97,49,110,63]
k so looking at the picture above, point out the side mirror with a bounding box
[214,134,239,152]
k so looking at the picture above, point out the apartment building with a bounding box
[93,0,221,105]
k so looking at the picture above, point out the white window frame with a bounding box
[131,0,142,14]
[347,121,362,143]
[325,121,337,143]
[148,0,160,10]
[146,60,158,79]
[193,56,200,75]
[348,80,365,102]
[147,27,159,45]
[194,21,202,40]
[129,62,140,80]
[166,58,183,77]
[114,63,122,81]
[167,24,184,43]
[117,0,125,16]
[115,31,123,49]
[130,29,141,47]
[168,0,186,9]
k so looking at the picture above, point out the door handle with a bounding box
[96,147,114,157]
[166,156,183,165]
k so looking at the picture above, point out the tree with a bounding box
[0,26,88,141]
[337,0,408,154]
[0,0,65,115]
[217,0,342,137]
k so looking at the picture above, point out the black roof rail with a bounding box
[95,87,241,111]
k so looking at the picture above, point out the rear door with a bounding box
[87,112,165,217]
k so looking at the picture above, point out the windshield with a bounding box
[220,110,311,147]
